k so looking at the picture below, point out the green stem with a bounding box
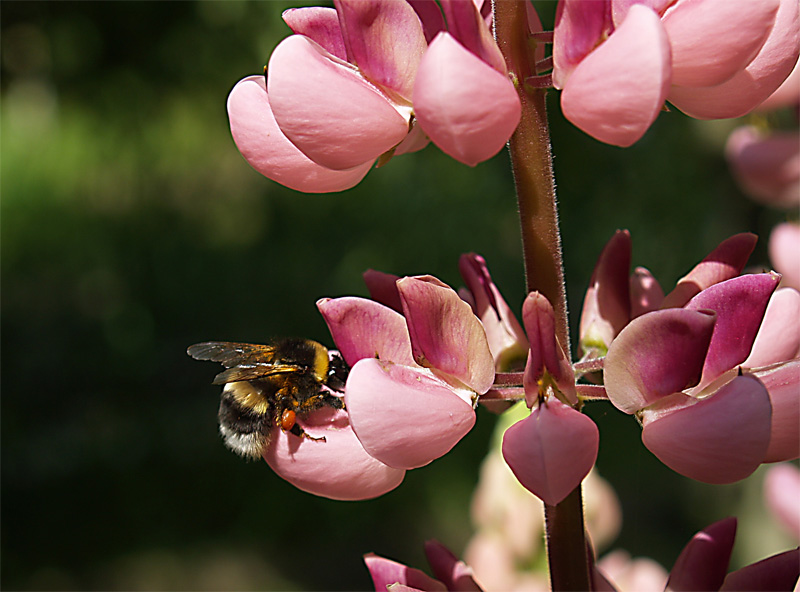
[493,2,590,590]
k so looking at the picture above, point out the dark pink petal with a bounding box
[407,0,446,43]
[398,276,495,393]
[363,269,403,313]
[334,0,427,98]
[667,0,800,119]
[317,296,416,367]
[459,253,529,372]
[630,266,664,318]
[752,359,800,462]
[662,0,779,88]
[282,7,347,60]
[552,0,613,88]
[227,76,372,193]
[763,463,800,540]
[268,35,409,171]
[720,548,800,591]
[439,0,506,74]
[604,308,716,414]
[685,273,781,386]
[560,4,671,147]
[264,407,405,500]
[364,553,447,592]
[501,398,599,505]
[726,126,800,209]
[579,230,632,356]
[424,540,483,592]
[522,292,578,406]
[345,359,476,469]
[745,287,800,367]
[770,222,800,290]
[641,375,772,483]
[661,233,758,309]
[414,32,521,167]
[666,517,737,592]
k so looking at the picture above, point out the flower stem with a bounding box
[493,2,590,590]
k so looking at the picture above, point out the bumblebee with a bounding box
[187,338,349,459]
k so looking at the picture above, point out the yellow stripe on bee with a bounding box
[311,340,329,383]
[225,382,271,415]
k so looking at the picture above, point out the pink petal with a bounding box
[407,0,447,43]
[398,276,495,393]
[560,4,671,147]
[317,296,416,367]
[345,359,476,469]
[502,398,599,506]
[424,540,483,592]
[745,287,800,367]
[666,517,737,592]
[720,548,800,591]
[726,126,800,208]
[641,375,772,483]
[764,464,800,540]
[552,0,613,89]
[459,253,529,372]
[662,0,779,88]
[752,359,800,462]
[667,0,800,119]
[264,407,405,500]
[770,222,800,291]
[685,273,781,385]
[661,233,758,309]
[413,32,521,167]
[630,266,664,318]
[282,7,347,60]
[268,35,410,171]
[364,553,447,592]
[579,230,632,355]
[334,0,427,98]
[439,0,507,74]
[363,269,403,313]
[522,292,578,406]
[757,58,800,110]
[604,308,716,414]
[227,76,372,193]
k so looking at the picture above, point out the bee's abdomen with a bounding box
[218,388,270,459]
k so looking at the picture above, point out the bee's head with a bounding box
[326,351,350,391]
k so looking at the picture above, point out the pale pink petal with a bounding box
[757,58,800,110]
[641,375,772,483]
[398,276,495,393]
[345,359,476,469]
[770,222,800,290]
[726,126,800,208]
[667,0,800,119]
[424,540,483,592]
[501,398,599,505]
[552,0,613,89]
[227,76,372,193]
[334,0,427,98]
[666,517,737,592]
[393,121,431,156]
[630,266,664,318]
[264,407,405,500]
[597,550,668,592]
[560,4,671,147]
[604,308,716,414]
[364,553,447,592]
[752,359,800,462]
[685,273,781,385]
[720,548,800,591]
[268,35,409,171]
[579,230,632,355]
[745,287,800,367]
[661,233,758,309]
[317,297,416,367]
[439,0,506,74]
[662,0,779,88]
[764,464,800,540]
[363,269,403,313]
[282,7,346,60]
[413,32,521,167]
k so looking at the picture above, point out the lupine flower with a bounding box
[228,0,519,193]
[550,0,800,146]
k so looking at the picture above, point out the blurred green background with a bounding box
[1,1,794,590]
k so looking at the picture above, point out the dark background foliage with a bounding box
[1,1,792,590]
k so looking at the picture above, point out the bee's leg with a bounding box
[288,422,326,442]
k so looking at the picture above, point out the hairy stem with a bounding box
[493,2,590,590]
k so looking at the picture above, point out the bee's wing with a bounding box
[187,341,276,368]
[211,363,302,385]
